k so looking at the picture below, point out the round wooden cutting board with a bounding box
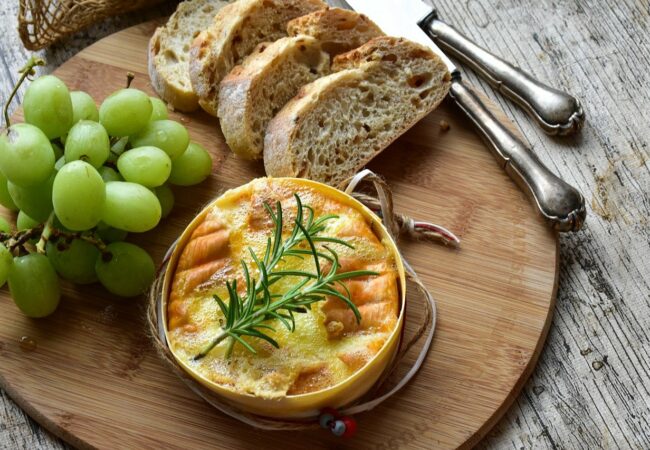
[0,21,558,450]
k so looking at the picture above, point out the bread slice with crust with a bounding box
[287,7,384,56]
[189,0,327,116]
[263,37,452,187]
[218,36,330,160]
[148,0,231,112]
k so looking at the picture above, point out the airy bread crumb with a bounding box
[189,0,327,116]
[264,37,452,187]
[218,36,330,160]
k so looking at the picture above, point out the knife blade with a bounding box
[341,0,458,75]
[330,0,586,231]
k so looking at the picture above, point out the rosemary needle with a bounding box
[193,194,377,360]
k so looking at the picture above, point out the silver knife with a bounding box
[334,0,586,232]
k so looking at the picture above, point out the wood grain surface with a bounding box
[1,0,648,449]
[0,17,559,450]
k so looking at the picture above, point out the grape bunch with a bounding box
[0,57,213,318]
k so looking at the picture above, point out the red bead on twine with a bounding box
[341,416,357,438]
[318,408,358,438]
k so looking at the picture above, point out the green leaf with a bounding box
[213,294,229,319]
[329,270,379,282]
[229,333,258,354]
[313,287,362,323]
[311,236,354,248]
[241,329,280,348]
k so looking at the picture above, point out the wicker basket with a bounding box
[18,0,171,50]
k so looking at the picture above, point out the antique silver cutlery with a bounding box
[334,0,586,232]
[422,6,584,136]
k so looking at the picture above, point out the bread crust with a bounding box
[332,36,437,70]
[264,37,452,187]
[287,7,384,56]
[148,0,230,112]
[264,70,365,179]
[189,0,327,117]
[218,36,330,160]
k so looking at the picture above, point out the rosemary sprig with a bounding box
[193,194,377,360]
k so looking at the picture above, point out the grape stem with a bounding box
[35,213,55,254]
[0,221,111,259]
[0,226,44,255]
[78,233,110,258]
[126,72,135,88]
[49,229,111,258]
[3,56,45,128]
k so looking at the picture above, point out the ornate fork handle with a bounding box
[422,12,585,136]
[449,80,586,231]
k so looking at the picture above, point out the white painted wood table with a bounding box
[1,1,649,448]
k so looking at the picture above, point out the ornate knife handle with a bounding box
[422,13,585,136]
[449,80,586,231]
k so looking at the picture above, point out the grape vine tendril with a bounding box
[3,56,45,128]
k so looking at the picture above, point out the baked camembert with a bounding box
[167,178,399,399]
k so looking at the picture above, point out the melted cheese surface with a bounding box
[168,179,398,398]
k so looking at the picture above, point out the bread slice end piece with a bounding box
[148,0,230,112]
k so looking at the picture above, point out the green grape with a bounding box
[99,88,152,137]
[70,91,99,123]
[168,142,213,186]
[16,210,40,230]
[95,242,154,297]
[8,253,60,318]
[101,181,161,232]
[155,184,174,218]
[129,120,189,160]
[51,142,64,160]
[8,173,55,222]
[0,123,55,187]
[0,172,18,211]
[64,120,110,168]
[23,75,73,139]
[0,217,10,232]
[0,244,12,287]
[95,221,128,243]
[53,161,105,230]
[98,166,123,183]
[150,97,168,121]
[51,215,70,232]
[55,156,66,171]
[46,238,99,284]
[117,146,171,187]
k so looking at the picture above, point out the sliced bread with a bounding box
[189,0,327,116]
[218,36,330,160]
[148,0,231,112]
[287,7,384,56]
[263,36,452,187]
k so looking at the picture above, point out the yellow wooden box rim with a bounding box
[161,177,406,418]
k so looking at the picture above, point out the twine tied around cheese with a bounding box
[343,169,460,247]
[147,170,459,431]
